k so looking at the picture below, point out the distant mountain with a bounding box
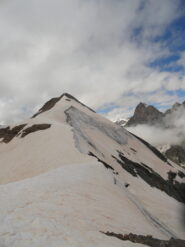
[125,101,185,128]
[120,101,185,167]
[126,102,164,127]
[0,93,184,246]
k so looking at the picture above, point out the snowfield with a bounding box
[0,164,167,247]
[0,94,184,246]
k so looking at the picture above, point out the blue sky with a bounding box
[167,89,185,98]
[148,14,185,74]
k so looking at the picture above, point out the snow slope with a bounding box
[0,93,184,247]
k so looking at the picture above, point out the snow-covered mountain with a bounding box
[0,93,184,247]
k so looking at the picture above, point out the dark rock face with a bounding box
[0,124,27,143]
[32,96,63,118]
[0,123,51,142]
[126,101,185,127]
[32,93,95,118]
[101,231,185,247]
[126,103,164,127]
[21,124,51,138]
[113,151,185,204]
[88,152,115,171]
[178,171,185,179]
[164,145,185,166]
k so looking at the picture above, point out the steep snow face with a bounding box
[0,95,97,184]
[0,93,184,246]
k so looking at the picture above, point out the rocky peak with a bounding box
[136,102,147,108]
[32,93,95,118]
[126,102,163,127]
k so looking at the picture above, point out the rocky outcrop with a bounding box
[112,151,185,204]
[164,145,185,166]
[101,232,185,247]
[0,124,27,143]
[21,124,51,138]
[0,123,51,142]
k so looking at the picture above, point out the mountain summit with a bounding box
[0,94,184,246]
[32,93,95,118]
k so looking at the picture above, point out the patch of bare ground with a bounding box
[100,232,185,247]
[21,124,51,137]
[0,124,27,143]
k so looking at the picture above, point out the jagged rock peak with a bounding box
[137,102,148,108]
[32,93,95,118]
[126,102,163,127]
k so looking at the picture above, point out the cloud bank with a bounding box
[0,0,185,123]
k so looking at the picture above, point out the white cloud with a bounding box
[0,0,184,123]
[127,124,181,146]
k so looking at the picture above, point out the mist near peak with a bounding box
[126,103,185,147]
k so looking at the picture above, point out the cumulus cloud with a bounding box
[0,0,184,123]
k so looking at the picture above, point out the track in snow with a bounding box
[114,177,178,239]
